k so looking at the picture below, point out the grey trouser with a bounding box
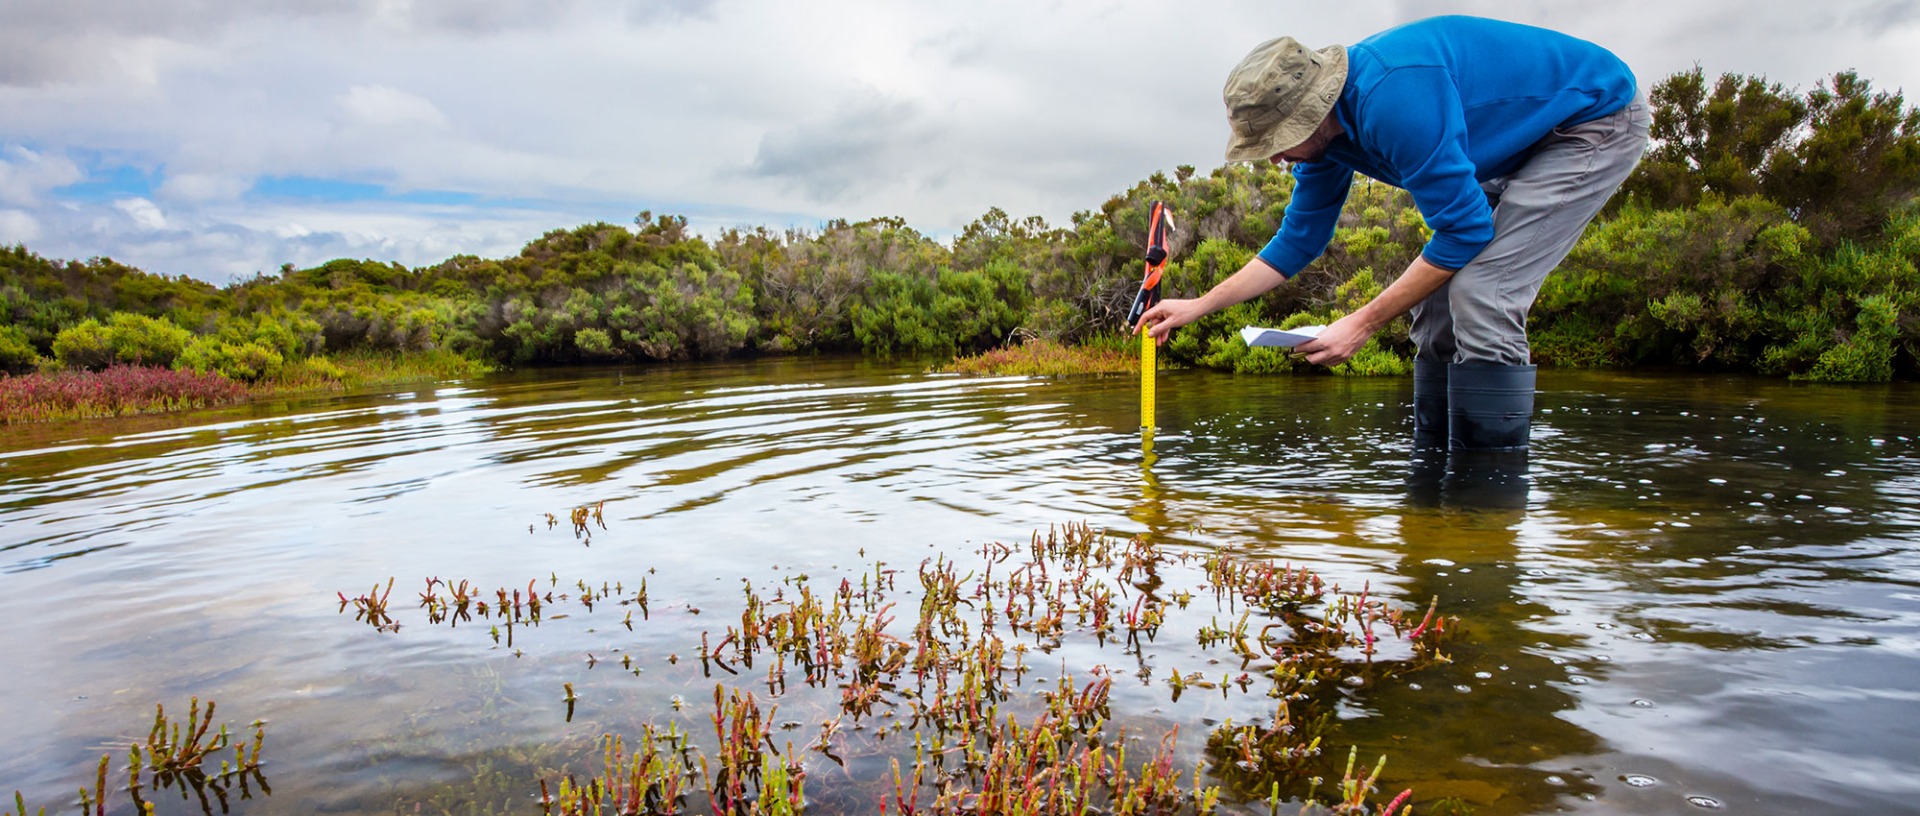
[1411,95,1652,365]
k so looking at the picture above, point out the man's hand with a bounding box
[1136,298,1209,345]
[1295,312,1375,367]
[1295,255,1458,368]
[1133,257,1290,345]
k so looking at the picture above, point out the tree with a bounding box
[1764,71,1920,241]
[1622,68,1920,243]
[1621,67,1806,210]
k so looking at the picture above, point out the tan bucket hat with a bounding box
[1223,37,1348,162]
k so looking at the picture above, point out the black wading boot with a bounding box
[1412,359,1451,449]
[1447,363,1536,452]
[1406,359,1451,504]
[1440,363,1534,508]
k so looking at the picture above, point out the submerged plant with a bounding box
[338,577,398,631]
[19,698,271,816]
[540,700,802,816]
[327,521,1452,814]
[127,697,270,815]
[4,791,44,816]
[521,524,1451,814]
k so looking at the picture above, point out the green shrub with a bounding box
[853,261,1032,357]
[270,356,349,389]
[0,324,42,374]
[1800,293,1900,382]
[51,319,114,370]
[107,313,192,366]
[574,327,615,357]
[1759,242,1920,379]
[1528,314,1620,368]
[53,314,201,372]
[175,337,285,382]
[852,271,944,356]
[1332,340,1412,376]
[613,260,757,360]
[1022,298,1087,341]
[1220,342,1298,375]
[215,311,323,358]
[1540,197,1801,367]
[1756,306,1837,376]
[1188,303,1304,374]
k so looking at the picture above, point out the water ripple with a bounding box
[2,363,1919,816]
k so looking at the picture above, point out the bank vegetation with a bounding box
[4,67,1918,421]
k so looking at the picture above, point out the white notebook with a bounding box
[1240,324,1325,348]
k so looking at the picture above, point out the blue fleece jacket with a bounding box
[1255,16,1637,276]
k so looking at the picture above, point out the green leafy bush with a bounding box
[108,313,192,367]
[852,261,1032,357]
[0,324,42,374]
[612,260,757,360]
[573,327,615,358]
[50,319,114,370]
[175,337,285,382]
[1536,198,1801,368]
[1332,341,1412,376]
[1801,293,1901,382]
[271,356,349,389]
[52,314,192,370]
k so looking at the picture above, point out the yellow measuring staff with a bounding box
[1124,200,1173,431]
[1140,329,1156,429]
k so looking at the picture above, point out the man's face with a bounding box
[1268,116,1338,165]
[1270,128,1334,165]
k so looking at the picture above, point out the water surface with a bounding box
[3,358,1916,815]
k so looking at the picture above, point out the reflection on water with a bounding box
[2,359,1918,815]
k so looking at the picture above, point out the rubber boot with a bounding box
[1404,359,1450,504]
[1447,363,1536,452]
[1412,359,1450,449]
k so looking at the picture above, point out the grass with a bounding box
[259,348,493,395]
[0,349,493,425]
[0,365,248,424]
[942,338,1138,377]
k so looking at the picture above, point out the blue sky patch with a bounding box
[51,161,156,202]
[249,175,480,206]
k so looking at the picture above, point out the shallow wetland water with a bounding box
[2,358,1918,815]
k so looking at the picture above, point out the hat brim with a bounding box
[1224,44,1349,163]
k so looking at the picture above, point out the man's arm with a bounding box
[1285,68,1484,367]
[1295,255,1455,366]
[1138,257,1289,344]
[1361,66,1492,270]
[1140,156,1351,345]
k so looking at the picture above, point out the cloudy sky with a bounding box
[2,0,1917,283]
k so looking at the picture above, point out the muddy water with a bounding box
[2,358,1916,815]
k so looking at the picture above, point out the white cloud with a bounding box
[336,84,450,129]
[0,145,82,207]
[0,209,40,243]
[745,94,935,202]
[156,172,251,203]
[113,197,167,230]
